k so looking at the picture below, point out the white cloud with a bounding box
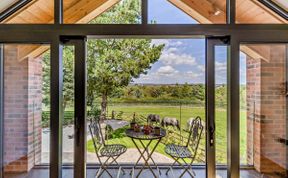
[186,71,201,78]
[170,41,183,47]
[160,51,196,66]
[197,65,205,72]
[151,39,169,46]
[215,61,227,73]
[156,66,178,76]
[151,39,183,47]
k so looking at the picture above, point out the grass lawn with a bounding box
[87,104,247,164]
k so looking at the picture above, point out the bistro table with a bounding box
[126,127,166,178]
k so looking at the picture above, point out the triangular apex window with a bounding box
[0,0,31,22]
[270,0,288,11]
[148,0,226,24]
[89,0,142,24]
[0,0,20,13]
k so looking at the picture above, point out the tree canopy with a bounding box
[42,0,165,118]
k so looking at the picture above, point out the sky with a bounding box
[133,0,247,85]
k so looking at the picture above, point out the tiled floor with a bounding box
[4,167,281,178]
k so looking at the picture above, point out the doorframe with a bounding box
[206,37,232,178]
[0,44,3,178]
[72,37,87,178]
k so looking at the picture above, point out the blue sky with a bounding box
[133,0,247,85]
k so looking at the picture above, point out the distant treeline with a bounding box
[91,83,246,108]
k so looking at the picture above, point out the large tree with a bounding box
[42,0,164,119]
[87,0,164,118]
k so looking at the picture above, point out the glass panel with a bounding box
[214,46,228,177]
[62,46,75,177]
[1,0,54,24]
[86,38,206,177]
[3,44,50,178]
[149,0,226,24]
[64,0,141,24]
[236,0,287,24]
[0,0,20,13]
[272,0,288,11]
[240,44,288,177]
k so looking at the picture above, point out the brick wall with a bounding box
[246,45,287,174]
[3,45,43,173]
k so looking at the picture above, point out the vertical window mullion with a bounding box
[54,0,63,24]
[50,39,63,178]
[227,0,236,24]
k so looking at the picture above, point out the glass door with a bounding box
[59,38,87,178]
[206,37,229,178]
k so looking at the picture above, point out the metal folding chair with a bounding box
[89,119,127,178]
[165,116,204,178]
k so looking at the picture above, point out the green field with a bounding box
[87,104,248,164]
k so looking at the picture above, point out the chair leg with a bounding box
[166,157,179,175]
[96,157,113,178]
[111,156,125,175]
[178,158,194,178]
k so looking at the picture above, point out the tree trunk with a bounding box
[100,94,107,120]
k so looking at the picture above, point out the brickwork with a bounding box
[3,45,43,173]
[246,45,287,174]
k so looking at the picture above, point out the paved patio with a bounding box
[41,120,174,164]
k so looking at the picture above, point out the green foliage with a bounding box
[85,0,165,116]
[42,111,74,127]
[87,105,101,120]
[42,46,75,111]
[90,0,141,24]
[106,125,129,139]
[41,0,164,114]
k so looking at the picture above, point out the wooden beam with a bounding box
[169,0,273,61]
[17,0,119,61]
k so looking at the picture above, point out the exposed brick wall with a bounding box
[246,45,287,175]
[3,45,43,173]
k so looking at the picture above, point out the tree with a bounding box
[86,0,164,119]
[42,46,74,111]
[42,0,165,119]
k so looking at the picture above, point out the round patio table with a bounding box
[126,128,166,178]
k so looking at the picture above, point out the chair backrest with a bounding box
[88,118,105,156]
[186,116,204,157]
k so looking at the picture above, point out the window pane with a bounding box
[0,0,20,13]
[149,0,226,24]
[64,0,141,24]
[272,0,288,11]
[86,38,207,177]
